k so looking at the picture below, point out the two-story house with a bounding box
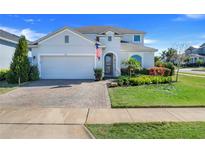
[185,43,205,64]
[30,26,157,79]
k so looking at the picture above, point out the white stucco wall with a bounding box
[31,29,96,66]
[0,41,16,69]
[99,31,121,76]
[120,51,154,68]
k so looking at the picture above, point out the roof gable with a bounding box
[31,26,98,45]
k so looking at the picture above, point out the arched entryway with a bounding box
[104,53,116,77]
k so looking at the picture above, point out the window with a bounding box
[65,35,69,43]
[131,55,142,65]
[134,35,141,42]
[108,36,112,41]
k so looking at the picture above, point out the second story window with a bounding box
[134,35,141,42]
[108,36,112,41]
[65,35,69,44]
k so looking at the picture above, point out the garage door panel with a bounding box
[40,56,95,79]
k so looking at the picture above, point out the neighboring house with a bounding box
[185,43,205,64]
[30,26,157,79]
[0,29,20,69]
[0,29,32,69]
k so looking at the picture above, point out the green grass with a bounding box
[0,81,17,94]
[179,72,205,76]
[109,75,205,107]
[192,67,205,71]
[87,122,205,139]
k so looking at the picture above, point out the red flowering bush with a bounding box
[149,67,171,76]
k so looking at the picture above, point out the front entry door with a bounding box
[105,54,113,76]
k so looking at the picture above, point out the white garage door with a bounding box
[40,56,95,79]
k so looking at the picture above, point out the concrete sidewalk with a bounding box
[0,107,205,124]
[0,107,205,138]
[86,108,205,124]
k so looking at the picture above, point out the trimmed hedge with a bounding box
[116,75,172,86]
[0,69,9,81]
[149,67,171,76]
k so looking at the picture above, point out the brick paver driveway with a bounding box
[0,80,110,108]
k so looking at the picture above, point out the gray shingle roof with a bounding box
[121,42,157,52]
[0,29,20,43]
[75,26,145,34]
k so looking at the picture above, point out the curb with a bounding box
[83,125,96,139]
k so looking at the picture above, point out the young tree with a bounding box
[173,43,189,82]
[122,58,141,77]
[7,36,30,85]
[154,56,161,63]
[160,48,177,63]
[196,59,203,67]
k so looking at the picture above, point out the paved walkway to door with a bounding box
[0,107,205,138]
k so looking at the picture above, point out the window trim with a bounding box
[133,35,141,42]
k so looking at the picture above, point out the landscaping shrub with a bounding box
[6,70,17,84]
[129,75,171,86]
[121,68,129,76]
[121,68,149,76]
[155,61,175,76]
[149,67,171,76]
[138,68,149,75]
[29,65,39,81]
[116,75,172,86]
[0,69,9,81]
[117,76,130,86]
[94,68,103,81]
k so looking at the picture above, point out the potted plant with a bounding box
[94,68,103,81]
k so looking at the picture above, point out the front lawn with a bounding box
[0,81,17,94]
[192,67,205,72]
[179,72,205,76]
[87,122,205,139]
[109,75,205,107]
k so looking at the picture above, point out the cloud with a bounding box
[185,14,205,19]
[8,14,19,18]
[172,17,186,21]
[173,14,205,22]
[24,18,41,24]
[144,38,158,44]
[0,26,45,41]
